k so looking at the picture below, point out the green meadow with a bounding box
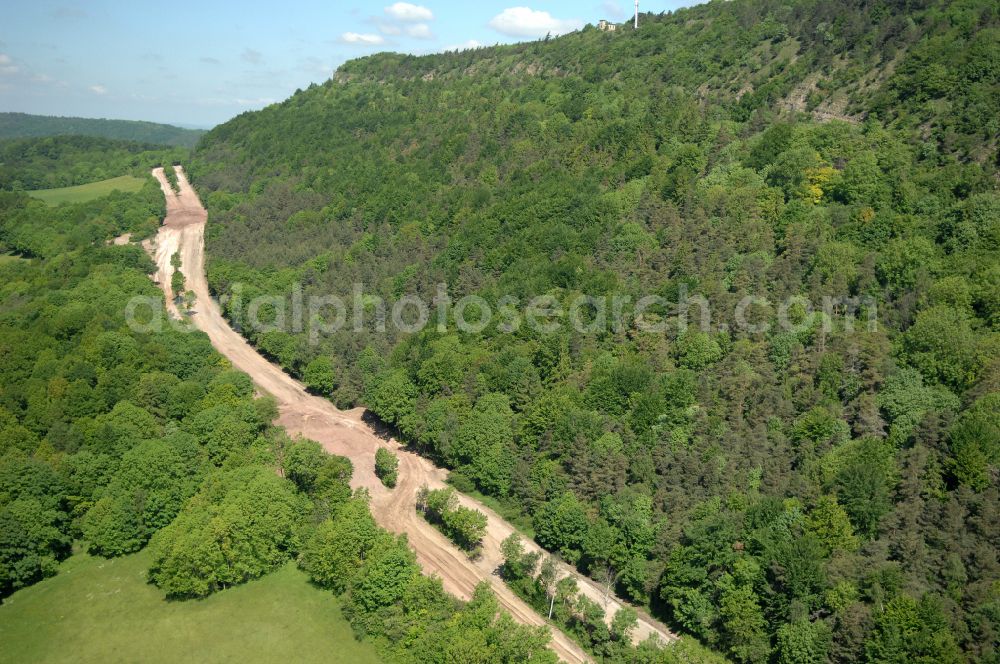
[28,175,146,205]
[0,549,382,664]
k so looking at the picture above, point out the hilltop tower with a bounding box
[634,0,639,28]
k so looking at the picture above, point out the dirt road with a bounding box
[146,166,676,662]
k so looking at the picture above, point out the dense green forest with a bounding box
[0,135,185,192]
[187,1,1000,662]
[0,142,557,663]
[0,112,205,148]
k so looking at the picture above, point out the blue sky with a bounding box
[0,1,699,128]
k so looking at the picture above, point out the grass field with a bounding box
[0,549,382,664]
[28,175,147,205]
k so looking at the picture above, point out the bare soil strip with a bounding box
[146,166,677,662]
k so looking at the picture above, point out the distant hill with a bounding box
[0,135,179,191]
[0,112,205,147]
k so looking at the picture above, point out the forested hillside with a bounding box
[0,112,204,148]
[187,1,1000,662]
[0,143,557,663]
[0,135,185,192]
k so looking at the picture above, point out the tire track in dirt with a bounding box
[145,166,676,662]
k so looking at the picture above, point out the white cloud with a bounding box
[443,39,483,52]
[384,2,433,22]
[488,7,583,38]
[241,48,262,65]
[340,32,386,46]
[89,84,107,95]
[0,54,18,75]
[406,23,434,39]
[375,3,435,38]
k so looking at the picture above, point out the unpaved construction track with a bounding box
[146,167,676,662]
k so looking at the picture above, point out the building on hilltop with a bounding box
[597,19,617,32]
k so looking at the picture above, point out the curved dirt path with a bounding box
[146,166,676,661]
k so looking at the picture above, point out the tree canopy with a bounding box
[187,1,1000,660]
